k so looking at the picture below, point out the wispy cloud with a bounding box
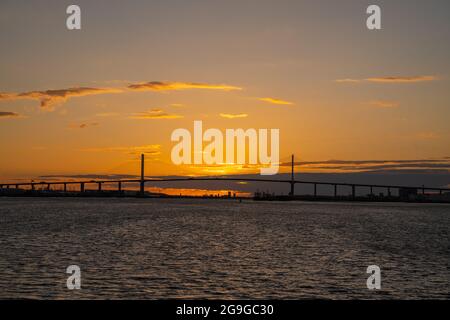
[128,81,242,92]
[335,79,361,83]
[366,75,437,83]
[280,158,450,173]
[80,144,161,155]
[336,75,438,84]
[219,113,248,119]
[0,87,122,110]
[130,108,183,120]
[0,111,21,119]
[369,100,399,108]
[68,122,99,129]
[0,81,240,112]
[258,97,294,105]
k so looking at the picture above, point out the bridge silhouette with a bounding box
[1,154,449,199]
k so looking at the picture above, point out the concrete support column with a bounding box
[314,183,317,197]
[352,185,356,198]
[118,181,122,192]
[98,182,102,192]
[334,184,337,197]
[80,183,85,193]
[64,183,67,192]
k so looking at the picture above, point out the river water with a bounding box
[0,197,448,299]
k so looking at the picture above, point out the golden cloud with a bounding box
[128,81,242,92]
[337,75,438,84]
[219,113,248,119]
[0,80,240,112]
[0,87,122,110]
[258,97,294,105]
[366,75,437,83]
[130,109,184,120]
[335,79,361,83]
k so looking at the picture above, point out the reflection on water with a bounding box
[0,197,449,299]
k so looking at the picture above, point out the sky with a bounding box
[1,0,449,183]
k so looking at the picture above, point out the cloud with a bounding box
[130,108,183,120]
[80,144,161,155]
[0,80,240,112]
[0,87,122,110]
[68,122,99,129]
[128,81,242,92]
[366,75,437,83]
[369,100,399,108]
[0,111,20,119]
[280,158,450,173]
[336,75,438,84]
[220,113,248,119]
[0,93,17,99]
[258,97,294,105]
[335,79,361,83]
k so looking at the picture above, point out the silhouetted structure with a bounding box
[1,154,449,203]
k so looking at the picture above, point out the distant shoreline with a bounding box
[1,189,450,204]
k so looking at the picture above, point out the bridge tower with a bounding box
[140,153,145,196]
[290,154,295,196]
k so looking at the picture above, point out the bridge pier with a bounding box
[31,183,35,191]
[388,187,391,197]
[334,184,337,197]
[80,182,85,193]
[98,182,102,192]
[47,183,51,191]
[314,183,317,197]
[118,181,122,193]
[63,183,67,192]
[370,186,373,196]
[352,185,355,199]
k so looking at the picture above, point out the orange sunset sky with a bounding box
[1,0,449,181]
